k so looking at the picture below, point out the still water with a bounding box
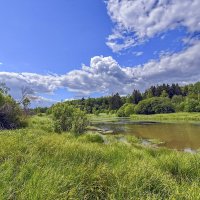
[94,120,200,150]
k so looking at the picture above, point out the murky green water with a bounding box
[94,120,200,151]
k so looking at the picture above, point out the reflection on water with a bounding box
[94,120,200,150]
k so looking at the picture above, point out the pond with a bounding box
[93,119,200,151]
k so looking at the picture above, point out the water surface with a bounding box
[93,119,200,150]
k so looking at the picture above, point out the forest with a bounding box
[48,82,200,116]
[1,81,200,131]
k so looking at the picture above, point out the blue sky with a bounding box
[0,0,112,73]
[0,0,200,106]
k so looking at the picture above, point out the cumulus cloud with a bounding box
[1,40,200,103]
[106,0,200,51]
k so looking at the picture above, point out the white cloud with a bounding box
[0,62,3,65]
[1,40,200,103]
[106,0,200,51]
[133,51,143,57]
[29,95,58,107]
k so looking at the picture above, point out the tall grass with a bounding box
[131,112,200,122]
[0,115,200,199]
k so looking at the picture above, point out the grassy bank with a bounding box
[90,112,200,123]
[0,116,200,199]
[131,112,200,122]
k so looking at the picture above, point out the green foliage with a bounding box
[34,107,48,114]
[1,117,200,199]
[171,95,185,112]
[50,82,200,115]
[77,133,104,143]
[126,90,142,104]
[52,104,89,134]
[0,92,27,129]
[135,97,175,115]
[71,108,89,134]
[184,98,200,112]
[117,103,135,117]
[161,90,168,97]
[117,106,126,117]
[144,83,182,99]
[131,112,200,121]
[92,107,100,116]
[109,93,123,110]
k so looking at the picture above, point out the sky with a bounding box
[0,0,200,106]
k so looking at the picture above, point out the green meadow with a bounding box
[131,112,200,122]
[0,115,200,200]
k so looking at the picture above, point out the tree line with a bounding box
[1,81,200,130]
[58,82,200,115]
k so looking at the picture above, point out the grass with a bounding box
[0,115,200,199]
[90,112,200,123]
[131,112,200,122]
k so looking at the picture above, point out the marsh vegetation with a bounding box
[1,115,200,199]
[1,82,200,199]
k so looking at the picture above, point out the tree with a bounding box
[109,93,123,110]
[131,90,142,104]
[135,97,175,114]
[184,98,200,112]
[22,97,31,115]
[19,86,34,113]
[0,87,26,129]
[193,82,200,100]
[161,90,168,98]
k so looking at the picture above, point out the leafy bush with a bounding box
[184,98,200,112]
[0,92,26,129]
[52,103,89,134]
[117,103,135,117]
[171,95,185,112]
[135,97,175,115]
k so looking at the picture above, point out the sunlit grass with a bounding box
[0,115,200,199]
[131,112,200,122]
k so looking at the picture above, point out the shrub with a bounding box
[117,106,126,117]
[171,95,185,112]
[135,97,175,114]
[52,103,89,134]
[71,108,89,134]
[117,103,135,117]
[0,92,26,129]
[184,98,200,112]
[124,104,135,116]
[92,107,100,116]
[109,110,116,115]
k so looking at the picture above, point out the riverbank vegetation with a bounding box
[1,82,200,199]
[59,81,200,117]
[51,103,89,134]
[131,112,200,122]
[1,115,200,199]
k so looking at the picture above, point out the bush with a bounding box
[171,95,185,112]
[184,98,200,112]
[135,97,175,115]
[52,103,89,134]
[117,103,135,117]
[0,92,26,129]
